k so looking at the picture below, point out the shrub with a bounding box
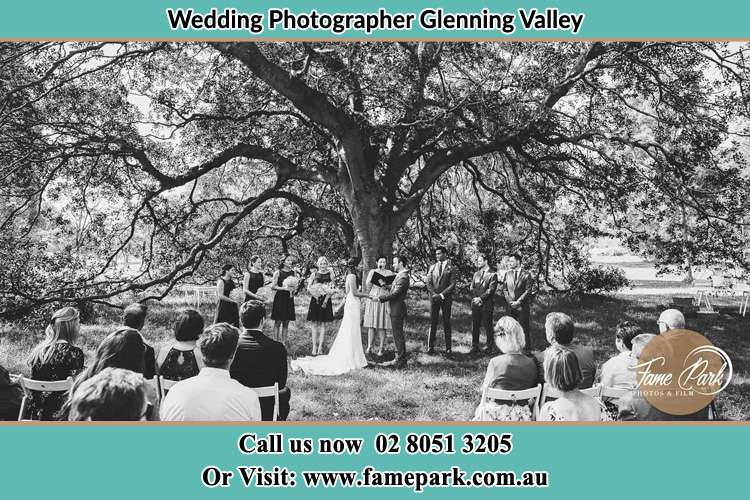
[566,266,630,295]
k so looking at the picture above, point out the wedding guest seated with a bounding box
[657,309,686,334]
[599,321,641,389]
[0,363,22,421]
[536,312,596,389]
[538,345,609,421]
[123,303,156,379]
[618,334,709,421]
[231,300,290,421]
[68,368,148,421]
[472,316,539,421]
[25,307,85,420]
[63,327,159,420]
[160,323,261,421]
[157,308,205,381]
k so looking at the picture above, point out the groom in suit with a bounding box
[379,255,410,368]
[426,246,456,354]
[502,253,534,349]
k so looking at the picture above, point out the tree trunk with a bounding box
[357,221,396,283]
[680,202,694,284]
[348,204,397,284]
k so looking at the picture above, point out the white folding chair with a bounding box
[740,290,750,317]
[600,386,629,400]
[539,384,562,408]
[480,384,542,421]
[252,383,280,422]
[17,376,74,421]
[538,384,601,413]
[156,375,179,401]
[580,386,602,397]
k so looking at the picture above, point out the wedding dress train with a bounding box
[291,274,368,376]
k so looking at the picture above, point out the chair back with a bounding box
[156,375,180,400]
[540,384,562,403]
[600,386,629,400]
[17,376,74,421]
[538,384,602,414]
[580,386,602,397]
[480,384,542,420]
[252,383,280,421]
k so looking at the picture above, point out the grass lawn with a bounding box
[1,291,748,421]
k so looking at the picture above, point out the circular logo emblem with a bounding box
[636,329,732,415]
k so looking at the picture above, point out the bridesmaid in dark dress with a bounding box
[271,254,297,346]
[243,255,266,302]
[307,256,335,355]
[26,307,84,420]
[157,308,205,382]
[214,263,241,327]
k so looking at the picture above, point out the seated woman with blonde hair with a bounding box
[26,307,85,420]
[538,345,609,421]
[473,316,539,421]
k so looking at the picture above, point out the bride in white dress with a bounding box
[291,266,369,375]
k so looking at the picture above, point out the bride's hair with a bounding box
[346,259,361,287]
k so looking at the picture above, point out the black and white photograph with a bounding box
[0,41,748,422]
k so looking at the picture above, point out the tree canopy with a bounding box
[1,41,749,314]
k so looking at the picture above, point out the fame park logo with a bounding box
[635,329,732,415]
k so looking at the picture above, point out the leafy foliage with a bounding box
[566,266,631,295]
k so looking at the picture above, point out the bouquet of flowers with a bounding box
[254,286,272,303]
[308,282,334,299]
[229,288,245,303]
[282,275,300,292]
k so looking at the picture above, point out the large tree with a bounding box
[1,41,749,311]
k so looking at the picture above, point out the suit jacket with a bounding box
[618,390,709,421]
[427,261,456,299]
[230,329,290,421]
[382,270,410,318]
[143,343,156,380]
[503,268,532,308]
[470,268,498,304]
[535,344,597,389]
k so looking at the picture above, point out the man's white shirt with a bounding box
[160,367,262,421]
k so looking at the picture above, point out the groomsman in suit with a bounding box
[470,252,498,355]
[379,255,411,368]
[426,246,456,354]
[502,253,534,349]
